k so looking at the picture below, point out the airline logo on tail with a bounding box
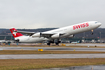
[10,28,23,38]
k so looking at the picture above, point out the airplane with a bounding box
[10,21,101,45]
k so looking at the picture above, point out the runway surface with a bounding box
[66,43,105,47]
[0,43,105,59]
[42,65,105,70]
[1,47,105,51]
[0,54,105,59]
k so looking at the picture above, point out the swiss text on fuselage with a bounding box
[73,23,89,30]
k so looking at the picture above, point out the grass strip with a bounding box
[0,50,105,54]
[0,58,105,70]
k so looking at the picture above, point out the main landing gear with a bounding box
[47,39,61,46]
[47,40,54,46]
[55,40,61,45]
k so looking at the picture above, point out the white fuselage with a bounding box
[15,36,48,43]
[44,21,101,35]
[15,21,101,43]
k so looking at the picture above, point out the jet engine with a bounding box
[32,32,41,37]
[51,33,60,39]
[68,35,74,38]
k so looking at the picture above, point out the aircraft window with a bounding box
[95,22,98,24]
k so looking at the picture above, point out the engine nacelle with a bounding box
[32,32,41,37]
[68,35,74,38]
[51,33,60,39]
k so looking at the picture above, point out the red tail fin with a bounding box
[10,28,23,38]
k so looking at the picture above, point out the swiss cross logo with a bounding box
[13,32,17,36]
[73,23,89,30]
[11,30,17,36]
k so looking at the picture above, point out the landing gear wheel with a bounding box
[55,40,61,46]
[47,43,51,46]
[55,42,59,45]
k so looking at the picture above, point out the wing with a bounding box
[16,31,35,36]
[32,32,65,38]
[15,30,65,38]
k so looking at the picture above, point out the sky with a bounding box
[0,0,105,29]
